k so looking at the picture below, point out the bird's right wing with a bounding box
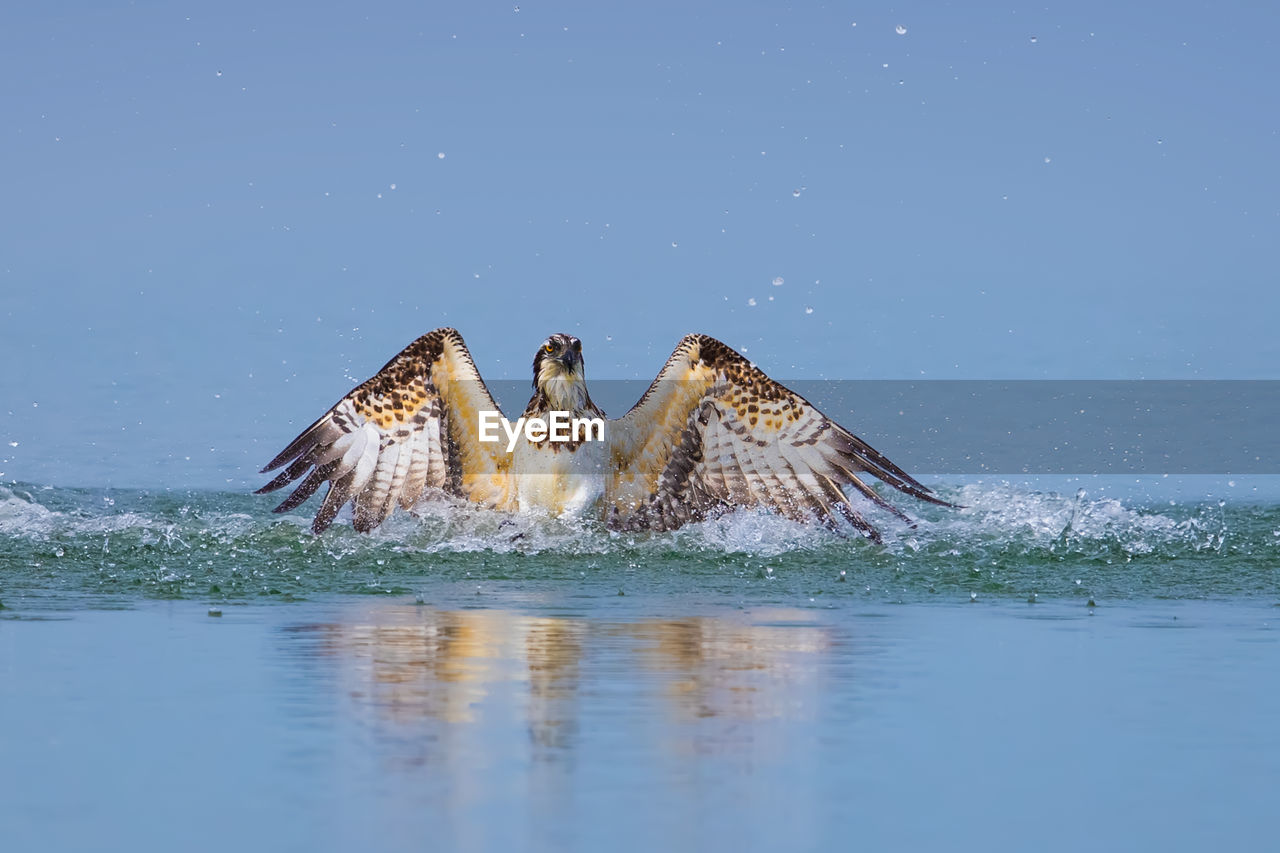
[257,327,512,533]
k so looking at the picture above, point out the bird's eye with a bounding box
[544,344,554,353]
[573,340,581,352]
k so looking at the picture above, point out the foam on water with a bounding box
[885,482,1229,558]
[0,482,1248,557]
[1,482,1275,605]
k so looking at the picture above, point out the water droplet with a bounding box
[54,547,64,557]
[837,569,847,582]
[215,70,223,77]
[895,25,907,35]
[1044,156,1052,164]
[207,607,222,617]
[671,241,678,248]
[7,441,16,448]
[792,189,802,198]
[804,306,814,314]
[772,276,784,286]
[1030,35,1038,43]
[437,152,446,159]
[747,298,757,306]
[970,592,978,602]
[389,183,396,190]
[1027,592,1038,603]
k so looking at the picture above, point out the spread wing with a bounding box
[257,327,512,533]
[605,334,952,540]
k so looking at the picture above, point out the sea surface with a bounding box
[2,481,1278,852]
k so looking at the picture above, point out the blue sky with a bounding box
[1,1,1276,487]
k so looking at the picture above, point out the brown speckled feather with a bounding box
[605,334,952,540]
[257,328,512,533]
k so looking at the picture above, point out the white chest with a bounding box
[510,437,607,516]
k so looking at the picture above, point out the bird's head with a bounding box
[532,332,588,412]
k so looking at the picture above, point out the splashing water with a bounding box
[0,482,1274,609]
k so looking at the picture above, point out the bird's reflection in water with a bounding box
[525,616,585,751]
[338,609,518,725]
[280,604,837,765]
[618,617,831,724]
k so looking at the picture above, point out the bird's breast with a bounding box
[510,436,607,516]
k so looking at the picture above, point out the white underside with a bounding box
[510,436,607,516]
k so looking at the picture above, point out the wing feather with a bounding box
[748,441,808,521]
[257,453,317,496]
[352,439,401,533]
[257,328,512,533]
[381,431,415,519]
[270,461,337,513]
[399,427,431,511]
[723,415,777,509]
[424,400,449,492]
[606,333,953,536]
[315,471,356,534]
[774,443,839,523]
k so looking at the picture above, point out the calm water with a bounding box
[2,482,1278,851]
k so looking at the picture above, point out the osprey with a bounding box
[258,329,951,539]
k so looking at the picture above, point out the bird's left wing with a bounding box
[257,327,511,533]
[605,334,951,539]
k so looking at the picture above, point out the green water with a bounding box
[4,481,1279,852]
[2,481,1276,610]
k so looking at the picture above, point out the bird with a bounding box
[257,328,952,539]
